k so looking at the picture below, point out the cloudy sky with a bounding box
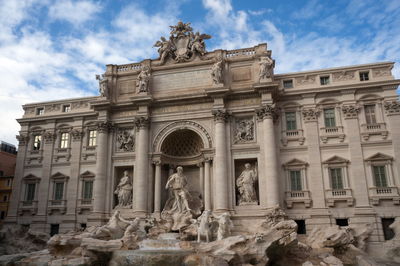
[0,0,399,146]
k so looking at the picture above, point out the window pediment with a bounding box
[365,153,393,162]
[323,156,349,165]
[23,174,40,181]
[80,171,95,179]
[283,158,308,168]
[51,172,69,180]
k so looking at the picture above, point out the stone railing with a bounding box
[361,123,388,140]
[18,200,38,215]
[325,188,353,207]
[226,48,256,58]
[48,199,67,215]
[369,187,400,205]
[77,198,93,214]
[284,190,312,208]
[281,129,305,146]
[319,126,345,143]
[117,63,142,72]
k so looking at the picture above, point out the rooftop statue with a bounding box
[153,21,211,65]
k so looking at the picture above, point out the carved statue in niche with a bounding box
[96,74,109,98]
[259,56,274,80]
[117,129,134,152]
[136,66,151,93]
[211,58,223,85]
[236,163,258,205]
[114,170,133,208]
[234,119,254,143]
[161,166,202,231]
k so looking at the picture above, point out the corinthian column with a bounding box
[153,160,162,215]
[212,109,229,212]
[256,105,280,207]
[133,116,150,216]
[204,158,212,211]
[93,121,111,215]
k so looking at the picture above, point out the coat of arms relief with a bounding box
[153,21,212,65]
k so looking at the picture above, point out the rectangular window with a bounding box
[283,79,293,88]
[364,105,376,124]
[290,170,302,191]
[0,211,5,220]
[324,108,336,127]
[88,130,97,147]
[336,218,349,227]
[285,112,297,130]
[359,71,369,81]
[36,108,44,115]
[373,165,387,187]
[62,105,71,112]
[320,76,330,85]
[7,179,11,187]
[83,180,93,199]
[295,220,306,234]
[3,195,7,202]
[54,182,64,200]
[33,135,42,150]
[330,168,344,190]
[382,218,395,240]
[25,183,36,201]
[50,224,59,236]
[60,133,69,148]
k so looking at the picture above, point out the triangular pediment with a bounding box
[51,172,68,180]
[80,171,95,178]
[365,153,393,161]
[23,174,40,180]
[323,156,349,164]
[283,158,308,167]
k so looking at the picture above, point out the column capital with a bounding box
[134,116,150,128]
[384,100,400,115]
[212,109,230,123]
[256,104,278,121]
[204,156,213,162]
[16,133,29,146]
[341,105,360,119]
[302,107,320,122]
[43,131,57,144]
[152,159,161,166]
[96,121,113,133]
[71,128,84,141]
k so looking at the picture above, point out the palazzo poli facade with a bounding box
[6,22,400,245]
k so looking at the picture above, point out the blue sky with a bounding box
[1,0,399,146]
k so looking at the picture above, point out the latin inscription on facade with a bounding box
[152,69,211,91]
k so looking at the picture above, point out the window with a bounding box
[290,170,302,191]
[0,211,5,220]
[54,182,64,200]
[324,108,336,127]
[364,105,376,124]
[60,133,69,148]
[336,218,349,227]
[283,79,293,88]
[382,218,395,240]
[6,179,10,187]
[373,165,387,187]
[88,130,97,147]
[360,71,369,81]
[3,195,8,202]
[330,168,344,190]
[285,112,297,130]
[62,105,71,113]
[295,220,306,234]
[25,183,36,201]
[82,180,93,200]
[320,76,330,85]
[33,135,42,150]
[36,108,44,115]
[50,224,59,236]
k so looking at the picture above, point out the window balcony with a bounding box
[325,188,354,207]
[369,187,400,205]
[361,123,388,140]
[77,198,93,214]
[48,199,67,214]
[284,190,312,208]
[281,129,305,146]
[18,200,38,215]
[319,126,345,143]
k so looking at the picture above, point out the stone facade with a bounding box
[0,142,17,223]
[5,23,400,250]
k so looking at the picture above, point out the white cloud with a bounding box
[291,0,323,20]
[48,0,101,25]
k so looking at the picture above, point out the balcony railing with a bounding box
[285,190,312,208]
[319,126,345,143]
[77,198,93,214]
[48,200,67,214]
[361,123,388,140]
[369,187,400,205]
[281,129,305,146]
[325,188,354,207]
[18,200,38,215]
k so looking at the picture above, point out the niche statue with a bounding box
[114,170,133,208]
[236,163,258,205]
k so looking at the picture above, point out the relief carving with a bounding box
[384,100,400,115]
[116,128,135,152]
[234,118,254,143]
[296,75,316,85]
[71,129,84,141]
[373,68,391,77]
[259,56,274,81]
[333,71,355,81]
[302,108,320,121]
[342,105,360,119]
[43,131,57,143]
